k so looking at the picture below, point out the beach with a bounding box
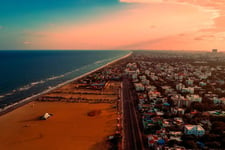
[0,51,132,115]
[0,80,122,150]
[0,52,130,150]
[0,102,117,150]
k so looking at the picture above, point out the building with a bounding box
[134,83,145,91]
[148,91,161,99]
[212,97,221,104]
[184,125,205,136]
[172,107,185,115]
[212,49,218,53]
[186,94,202,103]
[186,79,194,86]
[181,87,194,94]
[220,97,225,104]
[199,81,206,86]
[172,95,192,107]
[141,79,150,85]
[176,83,184,91]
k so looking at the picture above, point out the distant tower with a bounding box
[212,49,218,53]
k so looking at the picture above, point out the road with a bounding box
[122,77,144,150]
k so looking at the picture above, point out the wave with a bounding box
[0,92,13,101]
[31,80,45,86]
[0,52,131,101]
[93,55,121,65]
[46,75,65,81]
[0,64,91,100]
[0,51,132,112]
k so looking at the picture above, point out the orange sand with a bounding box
[0,102,117,150]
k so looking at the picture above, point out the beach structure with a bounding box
[40,113,52,120]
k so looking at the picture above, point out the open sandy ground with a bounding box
[0,102,117,150]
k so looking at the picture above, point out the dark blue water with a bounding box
[0,50,129,107]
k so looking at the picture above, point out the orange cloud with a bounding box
[23,41,32,45]
[21,0,224,51]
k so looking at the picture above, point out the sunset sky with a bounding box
[0,0,225,51]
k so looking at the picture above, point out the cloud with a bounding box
[22,1,217,50]
[9,0,224,50]
[48,23,56,27]
[120,0,225,49]
[178,33,185,36]
[23,41,32,45]
[120,0,164,3]
[194,34,215,41]
[194,37,204,41]
[24,30,47,38]
[116,36,169,49]
[150,25,156,29]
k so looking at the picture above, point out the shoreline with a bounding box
[0,51,132,116]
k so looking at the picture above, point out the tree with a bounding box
[211,121,225,135]
[183,140,198,149]
[205,141,221,149]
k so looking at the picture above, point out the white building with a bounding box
[172,95,191,107]
[148,91,161,99]
[150,75,158,81]
[139,75,146,80]
[134,83,145,91]
[132,73,138,80]
[199,82,207,86]
[176,83,184,91]
[199,74,208,80]
[220,97,225,104]
[181,87,194,94]
[145,70,150,76]
[186,94,202,103]
[186,79,194,86]
[212,97,221,104]
[172,107,185,115]
[184,125,205,136]
[162,86,173,93]
[142,79,150,85]
[146,85,157,92]
[126,62,137,70]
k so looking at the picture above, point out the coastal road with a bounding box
[122,77,144,150]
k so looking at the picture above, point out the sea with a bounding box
[0,50,130,108]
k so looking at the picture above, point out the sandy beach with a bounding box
[0,51,128,150]
[0,51,131,115]
[0,79,122,150]
[0,102,117,150]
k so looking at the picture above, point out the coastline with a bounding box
[0,51,132,116]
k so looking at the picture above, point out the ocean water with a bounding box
[0,50,130,108]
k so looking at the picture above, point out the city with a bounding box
[1,50,225,150]
[1,0,225,149]
[120,50,225,149]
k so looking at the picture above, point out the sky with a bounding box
[0,0,225,51]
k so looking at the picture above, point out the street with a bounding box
[122,77,144,150]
